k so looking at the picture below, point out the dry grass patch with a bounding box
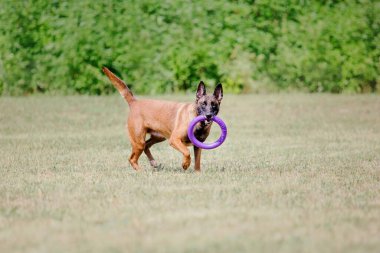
[1,94,380,253]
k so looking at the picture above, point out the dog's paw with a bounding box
[150,160,159,168]
[182,157,191,170]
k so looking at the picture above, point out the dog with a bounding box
[102,67,223,172]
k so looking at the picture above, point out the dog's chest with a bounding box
[194,128,210,142]
[183,125,211,145]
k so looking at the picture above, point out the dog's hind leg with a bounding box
[129,144,145,171]
[144,135,165,168]
[127,123,146,171]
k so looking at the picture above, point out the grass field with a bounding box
[1,94,380,253]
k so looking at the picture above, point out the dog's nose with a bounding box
[206,114,212,120]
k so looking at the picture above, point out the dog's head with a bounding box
[195,81,223,125]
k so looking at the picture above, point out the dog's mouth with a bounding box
[203,119,212,125]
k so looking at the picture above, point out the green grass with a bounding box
[1,94,380,253]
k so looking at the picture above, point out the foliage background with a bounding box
[0,0,379,95]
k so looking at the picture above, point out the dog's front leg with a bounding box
[169,137,191,170]
[194,146,202,172]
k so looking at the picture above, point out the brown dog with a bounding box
[102,67,223,172]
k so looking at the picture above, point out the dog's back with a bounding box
[129,99,194,139]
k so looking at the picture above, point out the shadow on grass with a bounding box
[151,163,191,173]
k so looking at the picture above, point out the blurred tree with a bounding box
[0,0,378,95]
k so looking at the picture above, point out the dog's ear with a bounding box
[196,81,206,100]
[213,83,223,103]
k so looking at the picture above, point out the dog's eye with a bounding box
[202,102,207,106]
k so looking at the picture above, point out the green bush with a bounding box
[0,0,378,95]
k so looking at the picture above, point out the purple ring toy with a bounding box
[187,115,227,149]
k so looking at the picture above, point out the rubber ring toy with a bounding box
[187,115,227,149]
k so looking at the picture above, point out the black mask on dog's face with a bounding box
[195,81,223,125]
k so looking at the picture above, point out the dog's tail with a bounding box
[102,67,135,105]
